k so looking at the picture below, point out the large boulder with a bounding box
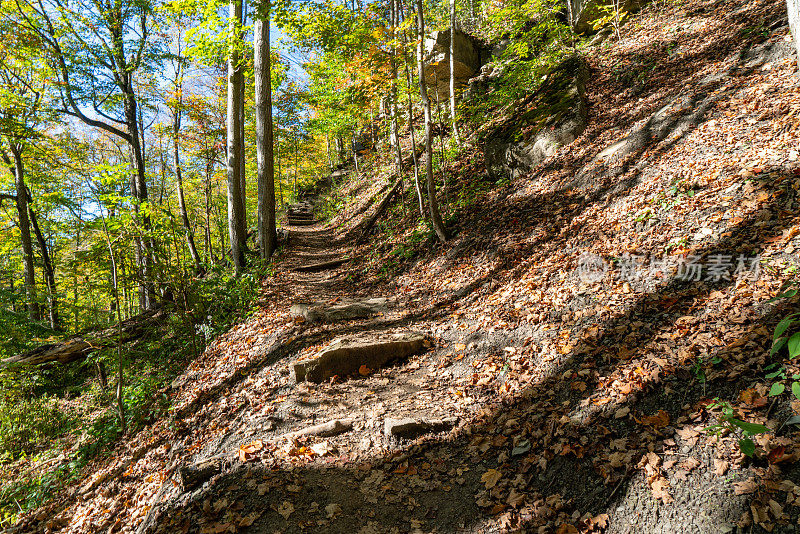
[483,56,588,181]
[569,0,647,35]
[424,29,482,100]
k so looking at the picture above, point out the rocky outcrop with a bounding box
[789,0,800,65]
[424,29,482,100]
[569,0,647,35]
[463,62,505,102]
[483,56,588,181]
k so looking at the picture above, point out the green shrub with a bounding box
[0,396,76,457]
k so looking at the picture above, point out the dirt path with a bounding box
[134,208,496,534]
[14,0,800,530]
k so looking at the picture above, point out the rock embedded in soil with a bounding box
[290,298,388,323]
[293,332,427,383]
[284,419,353,439]
[293,257,349,272]
[178,455,226,491]
[383,417,458,439]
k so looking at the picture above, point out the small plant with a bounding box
[654,177,696,211]
[705,399,769,457]
[769,282,800,358]
[763,364,800,399]
[664,237,688,254]
[633,207,654,222]
[692,355,721,395]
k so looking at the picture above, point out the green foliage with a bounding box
[0,306,55,360]
[0,396,75,458]
[591,2,631,36]
[189,266,264,342]
[465,0,572,120]
[705,399,769,457]
[654,177,696,211]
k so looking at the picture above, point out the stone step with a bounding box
[383,417,458,439]
[293,332,426,383]
[294,257,349,272]
[288,219,319,227]
[284,419,353,439]
[290,298,387,323]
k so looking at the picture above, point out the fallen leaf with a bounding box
[325,503,342,519]
[277,501,294,520]
[238,440,264,462]
[640,409,670,429]
[714,459,729,476]
[734,478,758,495]
[650,476,673,503]
[481,468,502,489]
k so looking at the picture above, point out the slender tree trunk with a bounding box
[172,67,202,270]
[255,2,277,259]
[415,0,447,242]
[326,135,333,173]
[204,160,213,265]
[449,0,462,145]
[10,145,40,321]
[238,0,248,243]
[390,0,403,183]
[123,83,154,310]
[227,0,247,274]
[293,133,299,198]
[276,130,283,208]
[27,201,58,329]
[401,17,425,218]
[98,208,126,435]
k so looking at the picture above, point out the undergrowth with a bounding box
[0,265,267,526]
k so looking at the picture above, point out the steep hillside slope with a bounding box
[12,0,800,532]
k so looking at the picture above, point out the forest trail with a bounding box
[12,0,800,530]
[132,200,495,534]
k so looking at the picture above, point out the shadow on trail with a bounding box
[141,169,796,534]
[138,0,799,530]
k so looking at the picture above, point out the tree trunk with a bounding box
[10,145,39,321]
[449,0,462,145]
[173,64,203,271]
[293,133,299,198]
[415,0,447,243]
[401,14,425,219]
[227,0,247,274]
[255,4,278,259]
[123,82,155,311]
[390,0,403,182]
[204,144,214,265]
[27,200,58,329]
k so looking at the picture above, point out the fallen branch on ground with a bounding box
[2,306,166,368]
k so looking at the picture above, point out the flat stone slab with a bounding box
[284,419,353,439]
[293,332,426,383]
[294,257,349,272]
[288,219,319,227]
[290,298,388,323]
[383,417,458,439]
